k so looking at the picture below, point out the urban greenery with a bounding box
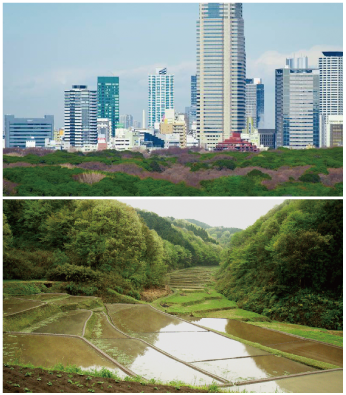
[3,147,343,196]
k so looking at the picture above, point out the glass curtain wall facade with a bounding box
[148,68,174,129]
[197,3,246,150]
[245,78,264,128]
[64,85,97,147]
[319,51,343,147]
[275,59,319,149]
[97,76,120,138]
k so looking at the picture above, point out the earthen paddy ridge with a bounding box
[3,275,343,393]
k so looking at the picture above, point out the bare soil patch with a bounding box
[140,286,172,302]
[3,365,207,393]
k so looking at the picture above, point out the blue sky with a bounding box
[3,3,343,129]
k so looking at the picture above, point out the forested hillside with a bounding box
[216,200,343,329]
[185,219,242,247]
[185,219,211,229]
[136,210,222,267]
[3,200,223,301]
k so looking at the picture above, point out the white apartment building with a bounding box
[148,68,174,129]
[64,85,97,147]
[197,3,246,150]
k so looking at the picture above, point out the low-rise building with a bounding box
[5,115,54,148]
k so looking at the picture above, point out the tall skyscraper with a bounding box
[5,115,54,148]
[275,58,319,149]
[148,67,174,129]
[64,85,97,147]
[97,76,120,138]
[245,78,264,128]
[120,114,134,129]
[319,51,343,147]
[197,3,246,150]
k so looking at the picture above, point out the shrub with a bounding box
[213,159,236,171]
[3,249,52,280]
[65,282,98,296]
[246,169,272,180]
[47,264,101,283]
[299,172,321,183]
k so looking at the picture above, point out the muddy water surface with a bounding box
[88,312,128,339]
[32,310,91,336]
[107,305,206,334]
[50,296,96,305]
[4,298,43,315]
[3,333,127,378]
[188,317,343,367]
[137,331,268,362]
[192,354,316,383]
[224,370,343,393]
[15,293,69,301]
[91,338,220,385]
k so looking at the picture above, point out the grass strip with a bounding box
[3,303,61,332]
[250,322,343,347]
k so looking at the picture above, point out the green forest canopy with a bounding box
[3,200,223,297]
[216,200,343,329]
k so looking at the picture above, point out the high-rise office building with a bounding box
[97,76,120,138]
[245,78,264,128]
[148,67,174,129]
[120,114,134,129]
[319,51,343,147]
[275,58,319,149]
[5,115,54,148]
[64,85,97,147]
[197,3,246,150]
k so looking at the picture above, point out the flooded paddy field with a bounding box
[136,331,267,362]
[3,294,343,392]
[192,355,316,383]
[106,304,204,334]
[187,317,343,367]
[91,338,220,385]
[30,310,91,336]
[50,296,97,305]
[3,333,127,378]
[87,312,128,339]
[14,293,70,301]
[223,370,343,393]
[3,298,44,315]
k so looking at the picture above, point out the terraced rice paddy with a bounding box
[3,292,343,392]
[223,370,343,393]
[188,318,343,367]
[3,298,44,316]
[167,266,217,290]
[3,333,127,378]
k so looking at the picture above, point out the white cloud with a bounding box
[247,45,343,82]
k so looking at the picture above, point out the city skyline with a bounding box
[4,3,343,129]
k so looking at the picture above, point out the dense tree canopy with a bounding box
[136,210,222,267]
[3,200,223,292]
[216,200,343,329]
